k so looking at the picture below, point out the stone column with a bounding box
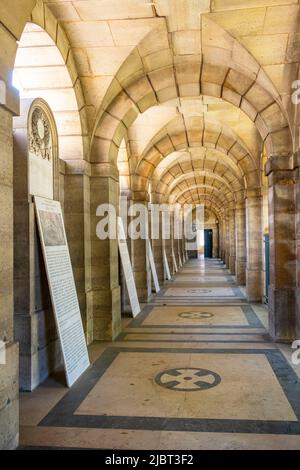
[219,222,224,262]
[176,238,182,267]
[266,158,296,342]
[150,203,164,284]
[0,80,19,449]
[130,194,151,303]
[224,211,230,268]
[119,190,132,314]
[162,205,172,278]
[181,237,186,263]
[235,203,246,285]
[181,214,186,262]
[212,224,219,258]
[85,162,121,341]
[246,189,262,302]
[64,161,88,338]
[228,208,236,274]
[170,209,178,272]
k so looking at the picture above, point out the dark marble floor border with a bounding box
[126,305,264,329]
[39,347,300,435]
[159,286,245,298]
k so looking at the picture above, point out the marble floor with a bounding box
[19,258,300,450]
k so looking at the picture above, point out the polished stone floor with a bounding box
[20,258,300,449]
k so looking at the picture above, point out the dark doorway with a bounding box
[204,229,213,258]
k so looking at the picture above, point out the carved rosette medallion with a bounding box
[29,107,52,160]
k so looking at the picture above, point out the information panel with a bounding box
[34,196,90,387]
[147,239,160,293]
[163,248,171,280]
[172,247,178,272]
[117,217,141,317]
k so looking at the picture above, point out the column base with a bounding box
[229,256,236,275]
[153,261,164,285]
[225,253,229,268]
[15,312,62,391]
[269,287,296,342]
[136,289,152,304]
[135,270,152,303]
[87,286,121,341]
[0,342,19,450]
[246,268,262,302]
[235,260,246,285]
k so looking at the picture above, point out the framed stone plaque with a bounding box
[34,196,90,387]
[147,239,160,293]
[117,217,141,317]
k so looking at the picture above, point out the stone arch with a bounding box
[117,138,131,192]
[166,173,242,205]
[91,20,292,166]
[151,148,245,183]
[14,3,88,162]
[121,118,258,194]
[136,135,254,195]
[177,184,234,206]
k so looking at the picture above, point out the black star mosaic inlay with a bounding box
[155,367,221,391]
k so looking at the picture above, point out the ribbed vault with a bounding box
[91,19,292,164]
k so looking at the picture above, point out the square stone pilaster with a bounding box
[63,160,87,337]
[150,207,164,284]
[266,157,297,342]
[85,162,121,341]
[212,224,219,258]
[228,208,236,274]
[235,204,246,285]
[245,189,263,302]
[129,194,151,303]
[224,211,230,268]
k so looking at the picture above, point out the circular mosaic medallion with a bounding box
[155,367,221,391]
[178,312,214,319]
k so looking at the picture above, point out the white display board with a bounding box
[172,248,178,272]
[34,196,90,387]
[163,248,171,280]
[117,217,141,317]
[147,239,160,293]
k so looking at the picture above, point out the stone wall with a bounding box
[0,82,20,450]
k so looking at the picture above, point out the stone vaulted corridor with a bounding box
[1,0,300,453]
[19,258,300,450]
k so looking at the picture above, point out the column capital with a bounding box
[235,202,245,210]
[131,191,149,202]
[265,154,295,176]
[63,159,86,175]
[0,80,19,116]
[87,162,119,181]
[245,188,262,199]
[120,189,132,200]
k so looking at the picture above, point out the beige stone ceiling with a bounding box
[8,0,300,210]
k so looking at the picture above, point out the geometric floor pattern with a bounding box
[20,258,300,449]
